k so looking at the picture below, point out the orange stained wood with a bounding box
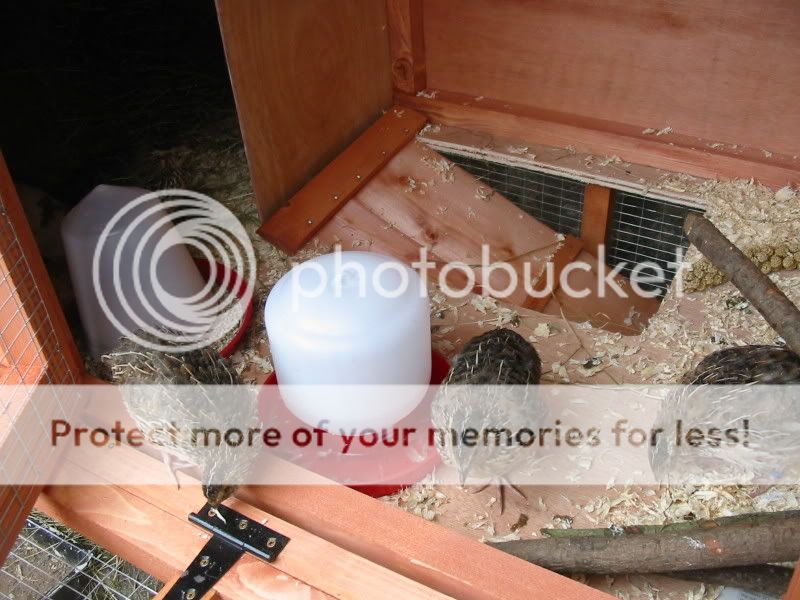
[580,184,615,258]
[386,0,426,93]
[421,0,800,158]
[215,0,392,221]
[238,474,614,600]
[70,382,615,600]
[0,153,84,562]
[153,576,220,600]
[313,140,659,333]
[397,90,800,190]
[258,107,428,254]
[39,442,456,600]
[786,562,800,599]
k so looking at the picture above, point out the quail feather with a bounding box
[431,328,543,511]
[680,344,800,384]
[104,328,260,512]
[650,345,800,485]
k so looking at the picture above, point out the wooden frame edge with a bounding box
[0,153,84,562]
[580,184,615,258]
[397,91,800,189]
[257,106,427,254]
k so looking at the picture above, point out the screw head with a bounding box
[266,537,277,548]
[186,589,197,600]
[238,519,248,530]
[199,556,210,567]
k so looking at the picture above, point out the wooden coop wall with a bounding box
[215,0,394,221]
[0,154,83,563]
[393,0,800,188]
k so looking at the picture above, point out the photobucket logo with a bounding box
[288,245,689,305]
[92,190,256,352]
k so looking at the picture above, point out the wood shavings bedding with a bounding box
[623,272,800,385]
[381,480,448,522]
[649,176,800,293]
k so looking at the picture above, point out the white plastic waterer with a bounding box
[61,185,205,356]
[264,251,431,432]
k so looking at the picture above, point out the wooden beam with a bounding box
[396,91,800,189]
[386,0,426,93]
[37,445,455,600]
[258,107,427,254]
[236,466,613,600]
[153,576,220,600]
[420,0,800,159]
[72,384,612,600]
[580,184,614,258]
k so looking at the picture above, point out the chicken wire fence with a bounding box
[0,177,162,599]
[0,513,160,600]
[440,152,704,296]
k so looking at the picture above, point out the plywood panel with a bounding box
[422,0,800,157]
[387,0,427,93]
[216,0,393,220]
[316,140,660,333]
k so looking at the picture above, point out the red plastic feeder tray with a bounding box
[260,350,450,497]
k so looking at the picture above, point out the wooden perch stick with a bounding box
[489,510,800,574]
[684,212,800,355]
[539,511,793,538]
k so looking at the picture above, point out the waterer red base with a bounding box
[259,351,449,498]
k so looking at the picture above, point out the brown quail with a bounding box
[431,328,542,512]
[104,328,258,512]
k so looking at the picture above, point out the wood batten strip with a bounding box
[580,184,614,258]
[397,91,800,189]
[258,107,427,254]
[386,0,426,93]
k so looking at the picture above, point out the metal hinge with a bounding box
[161,503,290,600]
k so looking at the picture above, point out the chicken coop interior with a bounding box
[2,1,800,599]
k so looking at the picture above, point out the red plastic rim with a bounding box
[192,257,253,358]
[260,350,450,498]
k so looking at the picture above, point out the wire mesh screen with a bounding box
[440,151,704,297]
[607,191,704,296]
[441,153,585,238]
[0,162,84,574]
[0,178,83,563]
[0,513,159,600]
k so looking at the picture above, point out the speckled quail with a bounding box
[431,328,542,512]
[104,328,258,512]
[651,344,800,485]
[681,344,800,384]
